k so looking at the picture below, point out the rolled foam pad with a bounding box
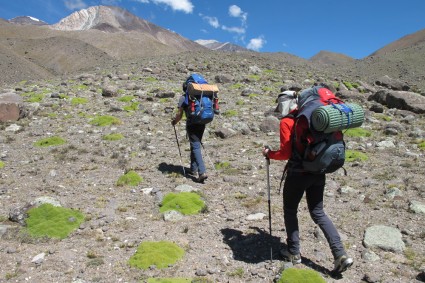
[312,103,364,133]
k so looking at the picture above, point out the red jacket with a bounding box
[268,112,310,162]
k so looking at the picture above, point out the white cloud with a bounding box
[228,5,247,25]
[247,36,266,51]
[151,0,194,13]
[64,0,87,10]
[101,0,122,5]
[201,15,219,28]
[222,25,245,34]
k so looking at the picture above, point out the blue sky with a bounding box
[1,0,425,59]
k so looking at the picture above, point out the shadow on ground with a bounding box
[221,227,341,278]
[157,162,201,183]
[221,227,281,264]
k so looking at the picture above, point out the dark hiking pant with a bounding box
[283,173,346,259]
[187,123,206,175]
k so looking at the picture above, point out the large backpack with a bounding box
[183,74,219,125]
[292,86,364,174]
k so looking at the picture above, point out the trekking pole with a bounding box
[265,145,273,264]
[173,124,186,176]
[201,142,217,173]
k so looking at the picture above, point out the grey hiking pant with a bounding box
[283,173,346,259]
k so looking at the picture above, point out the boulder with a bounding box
[0,93,23,122]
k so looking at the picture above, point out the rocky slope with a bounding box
[0,51,424,283]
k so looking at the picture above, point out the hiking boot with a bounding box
[280,249,301,264]
[198,173,208,182]
[186,169,197,176]
[333,255,353,274]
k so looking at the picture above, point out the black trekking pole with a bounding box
[173,124,186,176]
[265,146,273,264]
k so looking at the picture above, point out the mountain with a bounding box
[0,5,207,85]
[370,28,425,57]
[309,50,356,65]
[1,5,425,91]
[9,16,48,26]
[50,6,204,52]
[195,39,250,52]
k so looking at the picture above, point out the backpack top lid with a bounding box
[186,73,208,85]
[297,86,337,121]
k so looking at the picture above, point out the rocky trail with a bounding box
[0,53,424,283]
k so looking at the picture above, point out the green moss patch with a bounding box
[223,109,238,117]
[277,268,326,283]
[128,241,184,270]
[344,128,372,137]
[0,161,4,169]
[147,278,192,283]
[345,150,368,162]
[123,102,139,112]
[160,192,205,215]
[34,136,66,147]
[214,161,231,170]
[418,140,425,150]
[25,203,84,239]
[102,133,124,141]
[90,115,122,126]
[116,170,143,186]
[71,97,88,105]
[118,95,135,102]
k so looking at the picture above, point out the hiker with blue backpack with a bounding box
[171,74,219,183]
[262,84,364,274]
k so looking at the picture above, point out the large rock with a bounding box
[368,90,425,114]
[375,75,409,91]
[363,225,405,253]
[386,91,425,114]
[0,93,23,122]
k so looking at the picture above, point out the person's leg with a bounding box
[188,124,206,175]
[283,174,309,256]
[305,174,346,259]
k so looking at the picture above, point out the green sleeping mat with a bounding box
[311,103,365,133]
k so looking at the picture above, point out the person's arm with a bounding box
[263,118,294,160]
[171,107,184,126]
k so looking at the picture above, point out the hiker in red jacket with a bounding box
[262,87,353,274]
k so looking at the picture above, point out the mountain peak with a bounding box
[9,16,47,26]
[51,6,134,31]
[196,39,250,52]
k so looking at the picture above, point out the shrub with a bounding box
[277,268,326,283]
[34,136,66,147]
[25,203,85,239]
[160,192,205,215]
[116,170,143,186]
[128,241,184,269]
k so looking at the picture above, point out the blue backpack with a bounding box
[183,74,219,125]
